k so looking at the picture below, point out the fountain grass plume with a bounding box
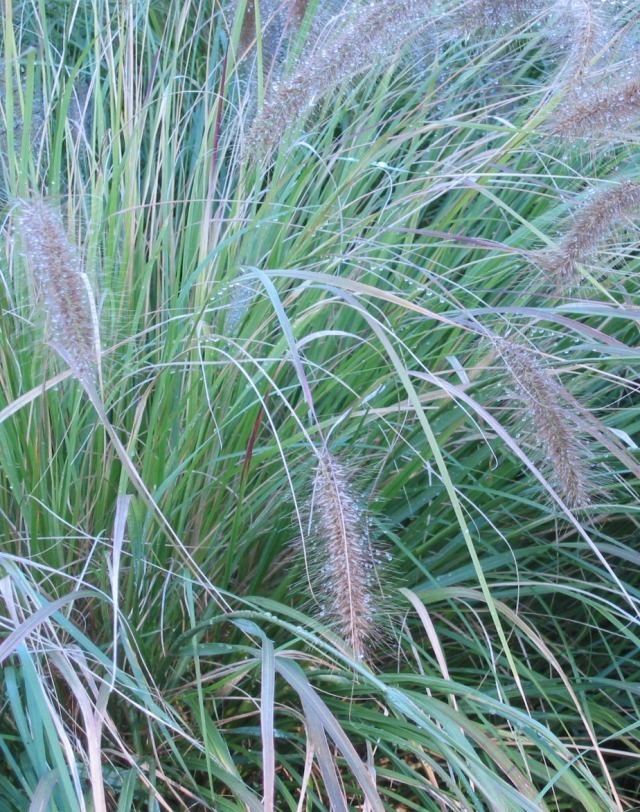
[546,74,640,139]
[552,0,609,84]
[495,338,592,510]
[245,0,434,159]
[443,0,542,37]
[533,180,640,289]
[444,0,607,75]
[310,449,382,661]
[15,198,101,387]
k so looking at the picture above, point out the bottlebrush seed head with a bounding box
[533,180,640,290]
[552,0,609,85]
[545,76,640,140]
[15,198,101,386]
[245,0,434,159]
[495,338,592,510]
[444,0,542,37]
[309,450,382,661]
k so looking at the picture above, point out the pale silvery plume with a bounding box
[16,198,101,387]
[546,74,640,140]
[495,338,593,509]
[552,0,609,84]
[15,197,229,610]
[245,0,434,158]
[443,0,543,37]
[533,180,640,290]
[310,450,381,660]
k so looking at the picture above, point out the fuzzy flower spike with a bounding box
[15,198,102,387]
[310,450,381,661]
[535,180,640,290]
[246,0,434,158]
[496,338,592,509]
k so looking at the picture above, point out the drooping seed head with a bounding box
[245,0,434,159]
[533,180,640,290]
[443,0,542,37]
[552,0,609,85]
[495,337,592,509]
[545,75,640,140]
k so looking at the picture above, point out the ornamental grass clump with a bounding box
[533,180,640,290]
[14,196,227,609]
[15,198,101,387]
[3,0,640,807]
[309,450,382,660]
[496,338,593,509]
[245,0,434,158]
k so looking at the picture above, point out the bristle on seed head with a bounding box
[310,450,380,660]
[15,198,101,385]
[494,338,592,510]
[533,181,640,290]
[245,0,433,159]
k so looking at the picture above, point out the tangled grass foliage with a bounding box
[0,0,640,809]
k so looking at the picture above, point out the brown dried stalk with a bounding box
[236,0,284,66]
[495,338,592,509]
[238,0,257,56]
[284,0,310,28]
[245,0,433,158]
[533,180,640,289]
[235,0,348,57]
[16,198,101,386]
[310,450,380,660]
